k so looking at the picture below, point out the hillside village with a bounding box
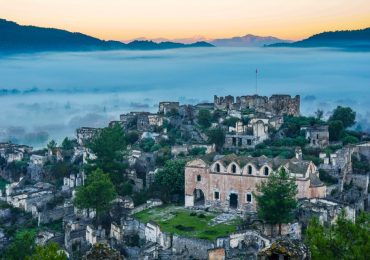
[0,93,369,259]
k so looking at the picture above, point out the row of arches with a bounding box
[213,162,271,176]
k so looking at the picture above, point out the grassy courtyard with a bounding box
[133,205,241,241]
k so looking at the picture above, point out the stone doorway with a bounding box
[229,193,238,209]
[194,189,205,206]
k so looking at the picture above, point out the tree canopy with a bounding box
[328,120,344,141]
[74,168,117,224]
[153,159,186,202]
[87,123,128,193]
[47,139,57,150]
[254,168,298,235]
[306,212,370,260]
[61,137,75,150]
[206,127,225,151]
[87,123,127,174]
[26,242,67,260]
[197,109,212,128]
[329,106,356,128]
[4,230,36,260]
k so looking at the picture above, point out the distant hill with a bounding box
[211,34,291,47]
[125,40,213,50]
[268,28,370,50]
[0,19,213,53]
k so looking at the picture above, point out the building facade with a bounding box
[302,125,330,148]
[185,155,326,212]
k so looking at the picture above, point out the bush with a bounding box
[139,138,155,152]
[319,169,338,185]
[197,109,212,128]
[189,147,207,156]
[223,117,239,127]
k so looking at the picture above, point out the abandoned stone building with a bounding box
[158,101,180,114]
[76,127,100,146]
[224,119,271,149]
[185,154,326,212]
[301,125,329,148]
[298,198,356,228]
[119,111,164,132]
[2,180,55,213]
[214,94,300,116]
[0,142,32,163]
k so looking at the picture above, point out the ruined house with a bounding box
[301,125,329,148]
[319,146,354,193]
[76,127,100,146]
[0,142,32,163]
[224,119,272,150]
[120,112,164,132]
[30,154,47,165]
[158,101,180,114]
[257,238,310,260]
[214,94,300,116]
[185,154,326,212]
[298,198,356,228]
[3,180,55,212]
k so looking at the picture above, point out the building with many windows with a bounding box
[185,154,326,212]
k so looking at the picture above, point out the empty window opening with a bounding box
[229,193,238,209]
[216,163,221,172]
[246,193,252,203]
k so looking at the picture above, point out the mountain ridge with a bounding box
[0,19,214,53]
[267,27,370,49]
[210,34,292,47]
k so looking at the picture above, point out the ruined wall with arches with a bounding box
[185,156,326,212]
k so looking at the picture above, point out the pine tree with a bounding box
[254,168,298,235]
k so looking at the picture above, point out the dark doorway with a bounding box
[194,189,205,206]
[229,193,238,209]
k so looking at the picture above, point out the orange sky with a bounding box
[1,0,370,41]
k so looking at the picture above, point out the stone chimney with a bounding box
[295,147,302,160]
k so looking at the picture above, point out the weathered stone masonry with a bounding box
[185,155,326,212]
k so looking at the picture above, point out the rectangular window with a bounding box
[214,191,220,200]
[246,193,252,203]
[232,137,237,146]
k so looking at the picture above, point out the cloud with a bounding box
[0,47,369,146]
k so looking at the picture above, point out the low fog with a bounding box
[0,47,369,147]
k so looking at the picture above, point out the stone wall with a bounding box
[145,222,172,249]
[346,173,369,194]
[129,199,163,215]
[37,205,67,226]
[214,94,300,116]
[172,235,215,259]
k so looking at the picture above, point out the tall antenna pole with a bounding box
[255,68,258,95]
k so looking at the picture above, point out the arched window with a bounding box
[232,164,237,173]
[197,175,201,182]
[264,167,269,176]
[247,165,253,175]
[215,163,221,173]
